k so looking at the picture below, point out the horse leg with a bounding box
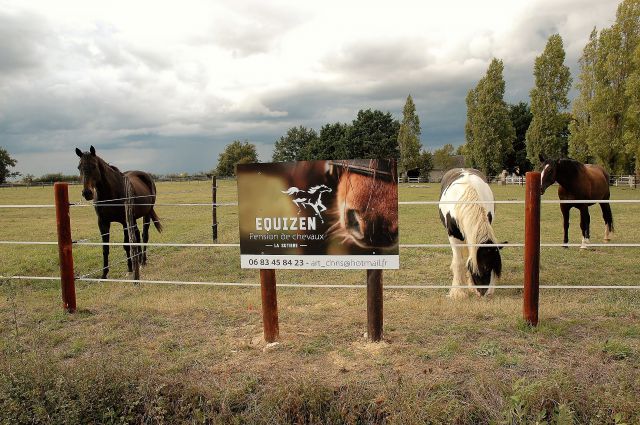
[600,202,614,241]
[99,220,110,279]
[142,215,150,265]
[560,203,571,248]
[447,238,468,299]
[579,205,591,249]
[134,225,142,265]
[123,228,132,274]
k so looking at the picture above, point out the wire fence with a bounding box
[3,275,640,290]
[2,189,640,290]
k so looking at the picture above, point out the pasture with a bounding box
[1,180,640,424]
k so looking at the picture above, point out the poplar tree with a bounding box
[625,44,640,172]
[464,58,514,175]
[526,34,572,163]
[397,95,422,178]
[569,0,640,172]
[568,28,598,163]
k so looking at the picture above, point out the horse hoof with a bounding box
[126,272,135,280]
[447,288,468,300]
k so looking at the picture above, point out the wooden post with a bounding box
[54,183,76,313]
[367,269,383,341]
[212,176,218,242]
[523,172,541,326]
[260,269,279,342]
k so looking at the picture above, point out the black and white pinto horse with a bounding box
[439,168,503,298]
[282,184,333,222]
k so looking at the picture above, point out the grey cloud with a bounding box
[0,0,624,178]
[323,39,434,79]
[209,2,308,57]
[0,11,49,75]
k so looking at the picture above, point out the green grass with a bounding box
[1,180,640,423]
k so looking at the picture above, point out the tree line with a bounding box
[465,0,640,175]
[3,0,638,182]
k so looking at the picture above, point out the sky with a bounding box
[0,0,621,176]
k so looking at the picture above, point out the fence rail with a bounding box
[3,175,640,343]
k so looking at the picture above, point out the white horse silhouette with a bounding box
[282,184,332,222]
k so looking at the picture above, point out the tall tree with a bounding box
[570,0,640,173]
[507,102,533,174]
[345,109,400,159]
[303,122,350,160]
[216,140,258,177]
[417,150,434,180]
[272,126,318,162]
[625,43,640,172]
[526,34,572,163]
[397,95,422,177]
[433,144,457,170]
[464,58,515,175]
[0,147,19,184]
[569,28,599,162]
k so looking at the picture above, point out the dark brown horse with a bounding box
[540,156,614,249]
[75,146,162,278]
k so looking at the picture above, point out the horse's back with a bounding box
[584,164,610,199]
[440,168,487,196]
[439,168,495,219]
[124,171,157,216]
[125,171,156,195]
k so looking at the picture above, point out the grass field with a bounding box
[1,180,640,424]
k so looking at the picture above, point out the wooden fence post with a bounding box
[367,269,383,341]
[54,183,76,313]
[260,269,279,342]
[523,172,541,326]
[212,176,218,242]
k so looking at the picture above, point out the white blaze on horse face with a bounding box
[541,164,550,184]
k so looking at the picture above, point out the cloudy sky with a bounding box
[0,0,620,176]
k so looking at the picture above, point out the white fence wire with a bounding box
[3,189,640,290]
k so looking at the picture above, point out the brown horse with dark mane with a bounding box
[75,146,162,278]
[540,156,614,249]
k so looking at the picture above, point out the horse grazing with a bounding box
[540,156,614,249]
[439,168,502,298]
[75,146,162,279]
[328,159,398,250]
[281,184,332,222]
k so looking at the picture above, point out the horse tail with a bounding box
[149,208,163,233]
[282,187,299,195]
[601,202,614,233]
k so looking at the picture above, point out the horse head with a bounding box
[469,242,504,295]
[75,145,101,200]
[335,171,398,249]
[539,155,558,195]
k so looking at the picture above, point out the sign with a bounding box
[237,159,399,269]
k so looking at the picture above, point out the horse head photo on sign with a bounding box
[326,159,399,251]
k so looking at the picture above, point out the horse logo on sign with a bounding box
[282,184,332,222]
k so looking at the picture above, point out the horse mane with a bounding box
[453,185,497,275]
[93,155,125,200]
[108,163,122,174]
[307,185,325,194]
[558,158,585,173]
